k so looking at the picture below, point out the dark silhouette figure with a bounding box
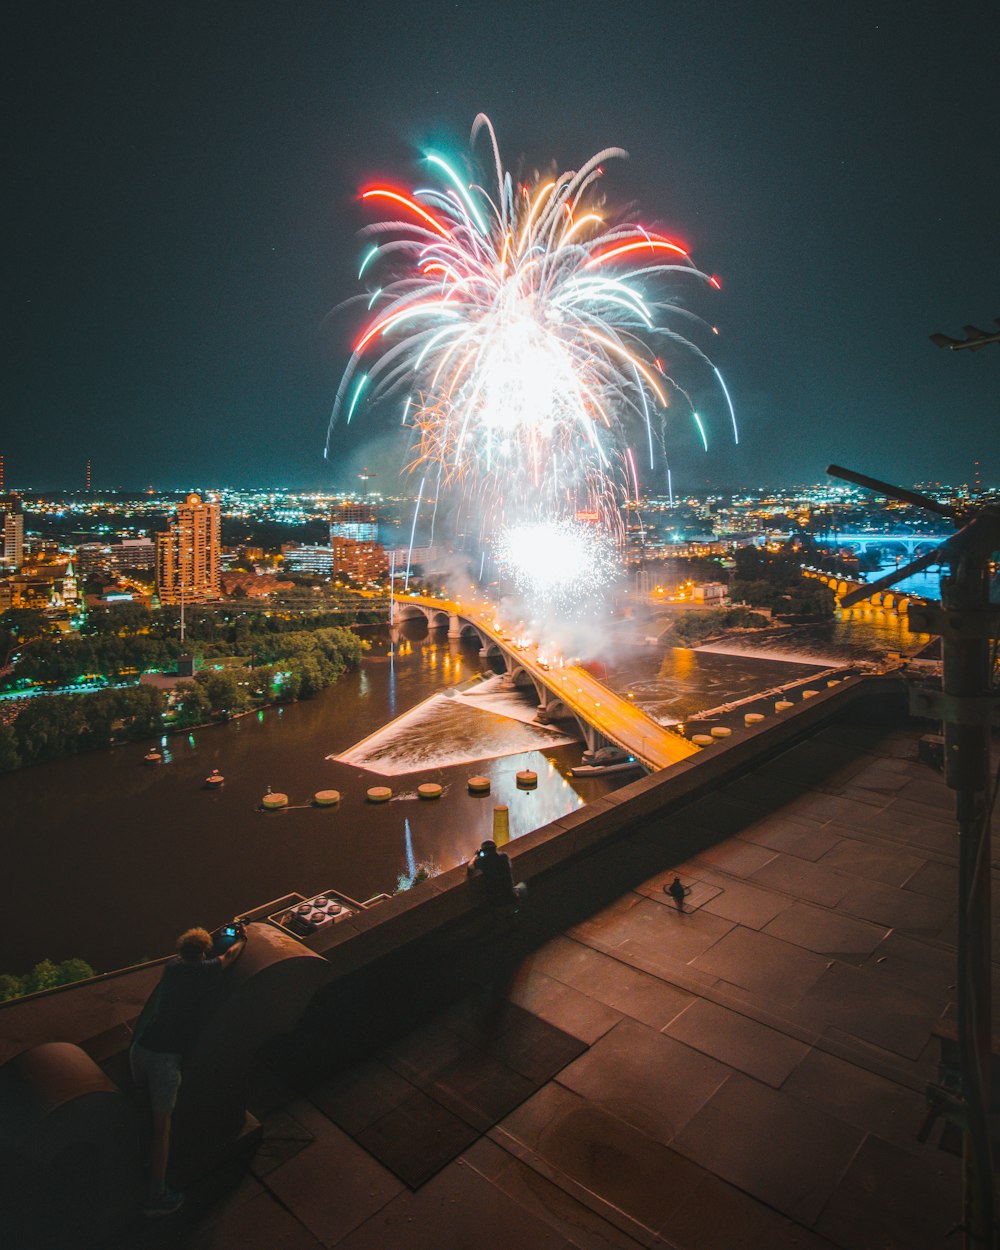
[129,923,246,1215]
[666,876,689,911]
[467,839,526,909]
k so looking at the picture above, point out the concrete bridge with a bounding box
[820,532,945,558]
[394,593,699,770]
[802,568,925,613]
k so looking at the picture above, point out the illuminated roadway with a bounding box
[400,593,700,771]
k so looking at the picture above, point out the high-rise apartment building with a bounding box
[0,494,25,571]
[156,493,221,605]
[331,537,388,583]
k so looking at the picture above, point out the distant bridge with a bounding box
[395,594,699,770]
[819,532,946,558]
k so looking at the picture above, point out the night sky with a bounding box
[6,1,999,493]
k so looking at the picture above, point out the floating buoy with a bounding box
[367,786,392,803]
[516,769,537,789]
[774,700,793,712]
[417,782,443,800]
[691,734,714,746]
[314,789,340,806]
[802,689,819,699]
[144,750,163,765]
[744,712,765,726]
[467,775,491,794]
[710,726,732,738]
[205,770,224,787]
[262,792,288,810]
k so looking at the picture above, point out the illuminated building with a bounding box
[156,493,221,605]
[1,494,25,571]
[282,543,334,574]
[331,537,388,583]
[330,502,378,543]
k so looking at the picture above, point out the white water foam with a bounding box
[331,683,576,776]
[695,641,847,668]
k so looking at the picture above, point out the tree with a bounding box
[0,724,20,772]
[25,960,61,994]
[0,973,24,1002]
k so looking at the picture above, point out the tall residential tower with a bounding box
[0,495,25,571]
[156,493,221,605]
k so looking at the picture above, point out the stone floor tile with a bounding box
[691,837,779,878]
[505,965,623,1044]
[780,791,889,827]
[654,1171,840,1250]
[672,1072,864,1225]
[354,1088,481,1188]
[750,853,853,908]
[736,815,844,862]
[815,1134,957,1250]
[838,876,952,933]
[663,999,809,1087]
[469,1144,651,1250]
[690,926,829,1005]
[634,871,722,914]
[426,1048,539,1132]
[575,894,734,967]
[895,776,955,813]
[376,1017,467,1085]
[904,859,960,898]
[249,1107,316,1179]
[780,1047,939,1155]
[186,1189,322,1250]
[484,1010,588,1084]
[533,936,695,1029]
[335,1157,571,1249]
[265,1123,404,1247]
[555,1016,731,1146]
[306,1059,416,1136]
[817,834,926,886]
[500,1082,709,1233]
[847,761,915,792]
[697,875,794,929]
[797,961,945,1060]
[762,901,888,965]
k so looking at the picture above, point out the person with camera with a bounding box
[129,921,247,1215]
[467,839,527,910]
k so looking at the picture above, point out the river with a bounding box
[1,605,929,975]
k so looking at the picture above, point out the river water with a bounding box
[2,606,929,975]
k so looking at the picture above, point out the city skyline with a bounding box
[6,2,999,491]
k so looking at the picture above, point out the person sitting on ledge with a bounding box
[467,839,527,910]
[130,923,247,1216]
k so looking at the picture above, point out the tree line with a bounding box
[0,621,366,772]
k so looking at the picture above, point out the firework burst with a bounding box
[327,115,734,606]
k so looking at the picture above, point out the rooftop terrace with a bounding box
[51,695,975,1250]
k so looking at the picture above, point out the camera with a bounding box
[223,918,246,938]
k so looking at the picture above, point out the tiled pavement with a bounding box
[136,725,986,1249]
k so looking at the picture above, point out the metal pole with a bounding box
[942,529,995,1249]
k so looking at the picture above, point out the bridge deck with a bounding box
[402,595,699,770]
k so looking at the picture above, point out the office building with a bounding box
[282,543,334,574]
[156,493,221,605]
